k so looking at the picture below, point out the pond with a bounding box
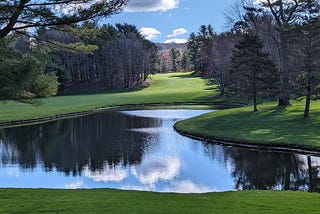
[0,109,319,193]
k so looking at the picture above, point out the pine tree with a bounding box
[181,52,190,71]
[229,34,279,112]
[169,48,181,72]
[290,1,320,118]
[0,0,127,39]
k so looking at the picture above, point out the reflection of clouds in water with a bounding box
[225,159,234,174]
[64,180,84,189]
[131,157,180,185]
[121,110,213,120]
[310,156,320,165]
[83,165,127,182]
[5,167,20,178]
[120,184,153,192]
[164,180,218,193]
[0,141,20,163]
[128,128,163,133]
[121,180,218,193]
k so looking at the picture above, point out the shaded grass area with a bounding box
[0,189,319,213]
[0,72,228,122]
[175,101,320,149]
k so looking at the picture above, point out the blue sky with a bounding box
[105,0,236,43]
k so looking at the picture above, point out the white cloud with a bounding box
[131,157,181,185]
[56,0,106,15]
[64,181,84,189]
[164,38,187,44]
[140,27,161,40]
[83,165,127,182]
[168,28,188,38]
[125,0,180,12]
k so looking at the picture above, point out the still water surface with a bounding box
[0,109,319,192]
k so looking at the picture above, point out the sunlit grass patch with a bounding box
[0,72,226,123]
[175,100,320,148]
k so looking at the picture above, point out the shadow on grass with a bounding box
[182,105,320,145]
[169,72,200,78]
[58,83,150,97]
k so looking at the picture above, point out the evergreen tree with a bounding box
[290,1,320,118]
[187,25,216,75]
[169,48,181,72]
[229,34,279,112]
[0,0,127,38]
[181,52,190,71]
[0,38,58,101]
[187,32,202,72]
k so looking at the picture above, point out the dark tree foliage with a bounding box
[212,32,241,95]
[229,34,279,112]
[258,0,308,106]
[37,23,159,92]
[290,1,320,118]
[187,25,238,96]
[187,32,201,72]
[0,0,127,101]
[169,48,181,72]
[0,37,58,101]
[187,25,217,76]
[0,0,128,38]
[180,51,191,72]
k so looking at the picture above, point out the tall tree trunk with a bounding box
[278,36,291,106]
[253,71,258,112]
[219,69,225,96]
[304,60,313,118]
[304,84,311,118]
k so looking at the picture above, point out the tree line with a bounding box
[185,0,320,117]
[38,23,159,91]
[0,22,158,101]
[1,0,163,101]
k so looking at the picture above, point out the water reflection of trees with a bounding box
[0,111,160,175]
[204,143,320,192]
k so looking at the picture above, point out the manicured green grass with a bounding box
[0,189,319,213]
[0,72,226,122]
[175,100,320,149]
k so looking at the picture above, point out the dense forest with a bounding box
[38,23,159,92]
[1,23,158,97]
[0,0,129,100]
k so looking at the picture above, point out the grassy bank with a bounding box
[0,189,319,213]
[175,101,320,150]
[0,72,226,123]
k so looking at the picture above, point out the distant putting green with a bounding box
[0,189,319,213]
[0,72,226,123]
[175,101,320,150]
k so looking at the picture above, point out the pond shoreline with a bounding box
[173,125,320,156]
[0,102,245,128]
[3,102,319,156]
